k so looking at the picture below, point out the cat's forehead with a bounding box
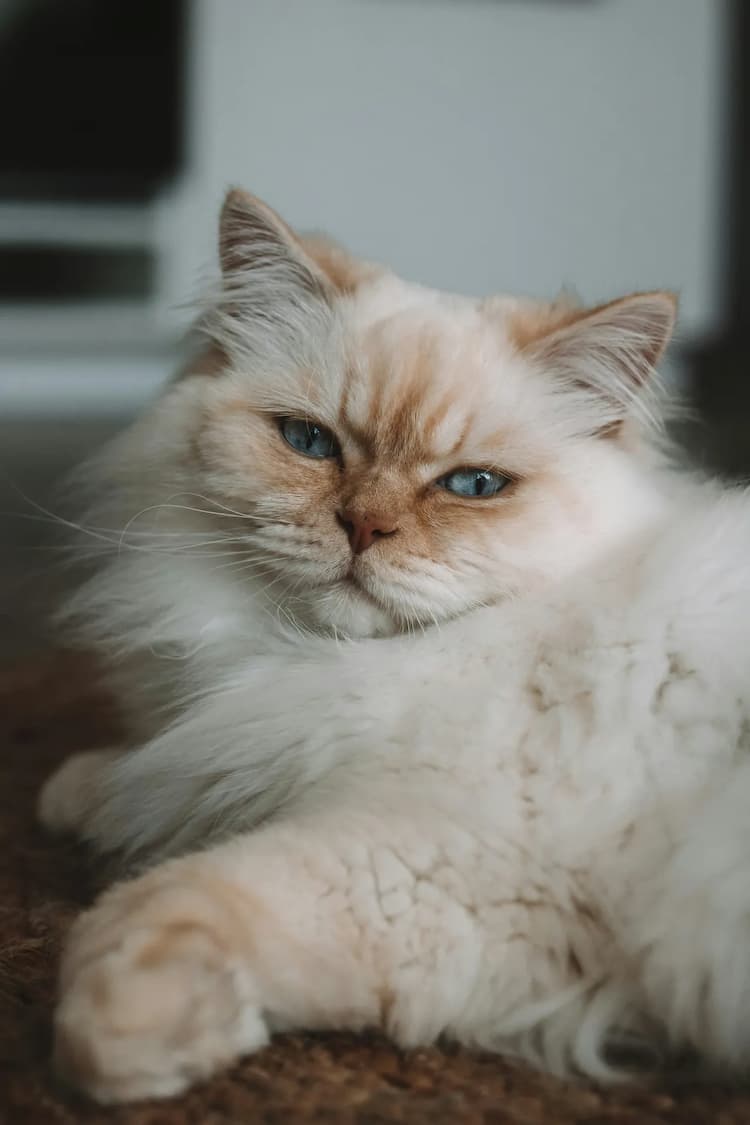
[335,278,531,465]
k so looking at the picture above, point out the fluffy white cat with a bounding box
[38,189,750,1103]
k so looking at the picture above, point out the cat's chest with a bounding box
[358,617,746,856]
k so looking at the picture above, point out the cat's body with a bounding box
[39,191,750,1103]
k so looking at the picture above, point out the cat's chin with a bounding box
[304,579,401,639]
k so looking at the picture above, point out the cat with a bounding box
[37,188,750,1104]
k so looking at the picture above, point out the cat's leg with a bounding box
[53,815,486,1104]
[38,750,121,836]
[36,663,357,861]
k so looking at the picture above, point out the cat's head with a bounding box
[158,189,677,637]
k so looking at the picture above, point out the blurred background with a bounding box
[0,0,744,655]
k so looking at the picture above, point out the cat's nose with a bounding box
[336,511,399,555]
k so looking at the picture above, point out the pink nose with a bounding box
[337,511,399,555]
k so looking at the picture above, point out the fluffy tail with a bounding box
[627,760,750,1073]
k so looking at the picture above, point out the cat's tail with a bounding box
[624,758,750,1075]
[473,975,668,1083]
[490,759,750,1084]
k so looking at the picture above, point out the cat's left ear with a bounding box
[523,291,678,432]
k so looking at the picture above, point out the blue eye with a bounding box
[279,417,340,459]
[438,468,510,498]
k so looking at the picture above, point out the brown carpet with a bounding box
[1,654,749,1124]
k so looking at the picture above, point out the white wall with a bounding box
[0,0,725,415]
[168,0,725,340]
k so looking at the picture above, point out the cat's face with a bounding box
[171,190,675,637]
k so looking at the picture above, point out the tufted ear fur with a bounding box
[206,189,335,374]
[514,291,677,434]
[219,188,379,299]
[189,190,381,380]
[219,188,329,302]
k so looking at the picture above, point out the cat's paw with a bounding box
[53,870,268,1103]
[38,750,118,835]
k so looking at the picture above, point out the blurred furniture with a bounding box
[686,0,750,476]
[0,0,186,352]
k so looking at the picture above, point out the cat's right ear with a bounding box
[219,188,380,303]
[218,188,328,305]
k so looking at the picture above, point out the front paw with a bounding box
[53,870,268,1103]
[38,750,117,836]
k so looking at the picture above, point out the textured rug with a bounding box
[1,652,748,1124]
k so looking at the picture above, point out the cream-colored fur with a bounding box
[39,190,750,1103]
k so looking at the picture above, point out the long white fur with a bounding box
[40,196,750,1092]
